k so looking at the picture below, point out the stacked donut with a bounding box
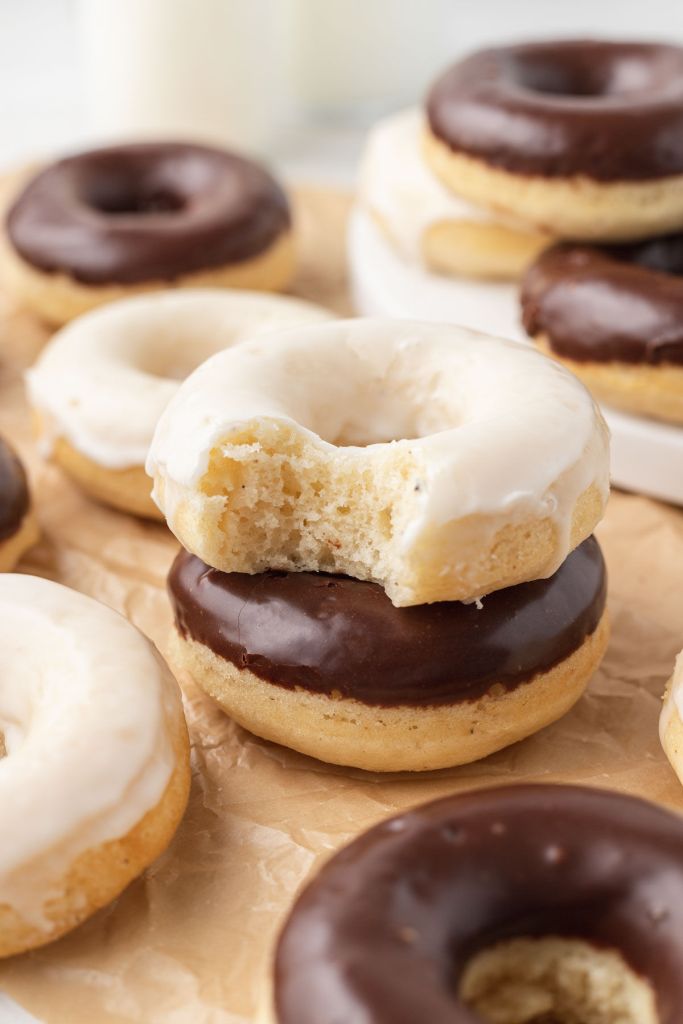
[150,317,611,772]
[356,39,683,425]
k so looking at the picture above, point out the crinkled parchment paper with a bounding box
[0,187,682,1024]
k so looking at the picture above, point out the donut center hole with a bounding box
[87,183,186,216]
[511,57,609,97]
[460,937,659,1024]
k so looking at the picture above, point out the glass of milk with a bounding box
[78,0,287,155]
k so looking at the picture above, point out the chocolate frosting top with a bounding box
[6,142,291,285]
[274,784,683,1024]
[0,437,30,541]
[521,237,683,365]
[427,40,683,181]
[168,537,606,707]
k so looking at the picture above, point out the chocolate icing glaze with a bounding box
[521,238,683,365]
[274,784,683,1024]
[0,437,29,541]
[427,40,683,181]
[6,142,291,285]
[168,537,606,707]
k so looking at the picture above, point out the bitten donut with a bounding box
[522,237,683,425]
[148,319,609,607]
[424,41,683,241]
[660,650,683,786]
[358,108,550,280]
[168,537,608,772]
[0,436,39,571]
[2,141,294,325]
[27,289,331,518]
[0,574,190,957]
[263,785,683,1023]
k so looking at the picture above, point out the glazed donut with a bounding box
[168,537,608,771]
[2,142,294,325]
[424,40,683,241]
[660,650,683,786]
[0,574,190,957]
[358,108,550,280]
[0,436,39,571]
[522,237,683,425]
[27,290,332,518]
[148,319,609,607]
[263,785,683,1024]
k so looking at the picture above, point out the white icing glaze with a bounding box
[357,108,533,262]
[0,574,181,927]
[148,317,610,581]
[26,289,332,470]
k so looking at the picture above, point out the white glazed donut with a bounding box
[0,574,190,957]
[358,109,550,281]
[26,289,332,519]
[148,318,609,606]
[660,652,683,787]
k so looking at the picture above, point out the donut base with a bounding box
[0,707,190,958]
[459,936,658,1024]
[423,128,683,241]
[0,511,40,572]
[371,209,549,282]
[0,230,295,326]
[535,336,683,426]
[170,611,608,772]
[47,432,162,520]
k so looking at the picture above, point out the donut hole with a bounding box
[460,937,659,1024]
[84,177,186,216]
[510,55,609,98]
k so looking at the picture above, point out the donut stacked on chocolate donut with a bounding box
[1,141,295,325]
[150,318,611,772]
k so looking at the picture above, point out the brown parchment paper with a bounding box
[1,187,683,1024]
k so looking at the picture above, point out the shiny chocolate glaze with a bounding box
[6,142,291,285]
[427,40,683,181]
[0,437,29,541]
[274,784,683,1024]
[521,238,683,365]
[168,537,606,707]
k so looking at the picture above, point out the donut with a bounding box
[2,142,294,325]
[263,784,683,1023]
[168,537,608,772]
[358,107,550,280]
[27,290,332,518]
[0,574,190,957]
[424,41,683,241]
[522,237,683,425]
[660,650,683,786]
[148,319,609,607]
[0,436,39,571]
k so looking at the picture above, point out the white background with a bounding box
[1,0,683,181]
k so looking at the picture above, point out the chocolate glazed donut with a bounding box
[427,41,683,181]
[168,536,606,706]
[6,142,291,285]
[0,437,30,541]
[521,237,683,366]
[273,785,683,1024]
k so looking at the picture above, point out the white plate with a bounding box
[348,206,525,340]
[0,995,41,1023]
[348,206,683,507]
